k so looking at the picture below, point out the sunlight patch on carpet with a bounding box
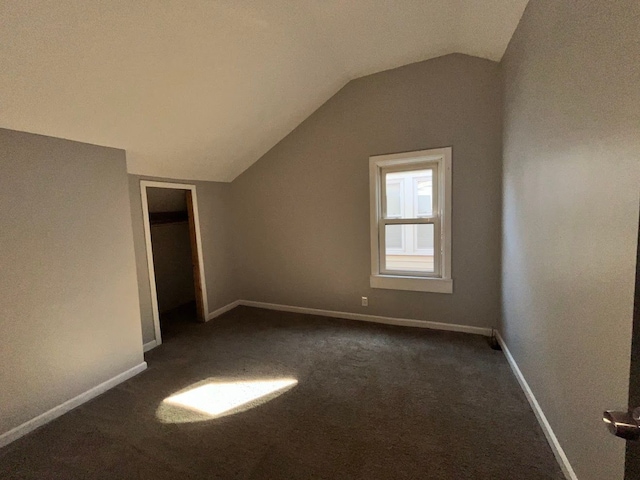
[156,377,297,423]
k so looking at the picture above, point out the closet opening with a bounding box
[141,181,208,347]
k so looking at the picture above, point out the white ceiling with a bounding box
[1,1,528,182]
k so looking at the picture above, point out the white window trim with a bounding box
[369,147,453,294]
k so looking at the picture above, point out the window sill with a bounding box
[370,275,453,293]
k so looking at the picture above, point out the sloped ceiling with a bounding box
[1,1,528,181]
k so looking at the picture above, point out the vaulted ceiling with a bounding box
[1,1,528,181]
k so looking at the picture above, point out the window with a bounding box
[369,147,452,293]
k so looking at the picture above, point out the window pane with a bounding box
[417,224,434,251]
[385,169,432,219]
[417,194,431,215]
[386,182,402,217]
[385,224,434,273]
[386,224,403,249]
[416,175,433,216]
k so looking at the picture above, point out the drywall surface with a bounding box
[500,1,640,479]
[128,176,238,344]
[0,128,144,436]
[0,1,529,182]
[231,54,503,328]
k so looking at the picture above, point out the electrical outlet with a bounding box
[361,296,368,307]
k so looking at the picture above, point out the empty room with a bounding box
[1,1,639,479]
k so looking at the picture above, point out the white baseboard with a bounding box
[143,340,157,353]
[0,362,147,449]
[239,300,492,336]
[496,333,577,480]
[207,300,241,321]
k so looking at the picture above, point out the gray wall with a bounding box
[128,176,238,344]
[0,129,144,436]
[231,54,503,328]
[500,1,640,479]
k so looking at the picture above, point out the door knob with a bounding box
[603,408,640,440]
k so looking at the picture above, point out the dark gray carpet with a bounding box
[0,306,564,479]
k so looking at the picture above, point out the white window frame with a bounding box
[369,147,453,293]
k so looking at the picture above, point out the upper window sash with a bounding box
[380,162,438,221]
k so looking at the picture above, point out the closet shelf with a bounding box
[149,211,189,225]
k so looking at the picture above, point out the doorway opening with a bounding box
[141,181,208,347]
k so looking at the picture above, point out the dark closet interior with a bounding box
[147,187,197,339]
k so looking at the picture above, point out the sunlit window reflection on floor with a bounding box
[156,377,297,424]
